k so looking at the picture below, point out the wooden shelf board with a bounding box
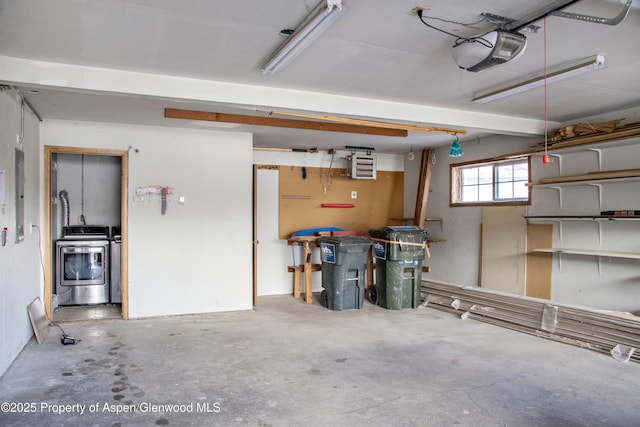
[389,217,442,222]
[528,169,640,187]
[533,248,640,260]
[529,177,640,187]
[526,215,640,221]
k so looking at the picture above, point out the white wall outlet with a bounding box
[351,191,357,199]
[179,196,185,205]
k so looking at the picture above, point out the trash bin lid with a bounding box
[317,236,372,246]
[369,226,428,240]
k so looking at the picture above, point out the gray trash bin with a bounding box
[317,236,372,311]
[369,226,429,309]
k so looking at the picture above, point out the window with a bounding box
[450,157,530,206]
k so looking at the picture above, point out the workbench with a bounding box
[287,236,321,303]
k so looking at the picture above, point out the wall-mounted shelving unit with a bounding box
[525,140,640,276]
[532,247,640,274]
[527,170,640,211]
[533,248,640,260]
[526,215,640,245]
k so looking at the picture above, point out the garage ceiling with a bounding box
[0,0,638,153]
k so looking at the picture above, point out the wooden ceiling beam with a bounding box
[262,110,467,135]
[164,108,408,137]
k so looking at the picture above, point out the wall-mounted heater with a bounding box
[346,146,376,180]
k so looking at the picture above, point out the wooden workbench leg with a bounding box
[293,268,301,299]
[304,242,313,304]
[304,265,312,303]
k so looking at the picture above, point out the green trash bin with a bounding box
[317,236,372,311]
[369,226,429,309]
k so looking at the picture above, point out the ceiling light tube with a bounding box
[261,0,345,75]
[472,54,606,103]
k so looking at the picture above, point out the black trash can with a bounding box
[317,236,372,311]
[369,226,429,310]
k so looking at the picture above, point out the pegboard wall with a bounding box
[278,166,403,239]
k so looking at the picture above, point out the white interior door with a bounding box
[256,168,291,296]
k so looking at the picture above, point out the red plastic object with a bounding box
[321,203,355,208]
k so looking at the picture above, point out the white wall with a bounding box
[409,133,640,313]
[253,149,403,296]
[404,154,421,219]
[0,88,41,377]
[41,121,254,317]
[408,136,535,287]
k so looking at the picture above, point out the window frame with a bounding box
[450,156,531,207]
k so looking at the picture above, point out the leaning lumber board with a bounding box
[421,280,640,363]
[427,301,639,362]
[424,291,640,350]
[422,284,640,338]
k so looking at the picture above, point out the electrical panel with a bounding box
[347,154,376,180]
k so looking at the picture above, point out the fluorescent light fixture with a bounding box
[261,0,345,75]
[472,54,606,103]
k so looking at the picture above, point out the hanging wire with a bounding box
[417,10,494,49]
[420,14,485,28]
[324,150,334,193]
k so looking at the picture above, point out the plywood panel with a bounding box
[27,297,49,344]
[526,224,553,299]
[481,206,527,295]
[279,166,403,239]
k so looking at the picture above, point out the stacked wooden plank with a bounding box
[538,121,640,150]
[420,279,640,363]
[551,119,622,141]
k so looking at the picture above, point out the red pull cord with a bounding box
[543,16,550,164]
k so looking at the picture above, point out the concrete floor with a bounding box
[52,305,122,323]
[1,295,639,427]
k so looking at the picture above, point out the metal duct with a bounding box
[59,190,70,228]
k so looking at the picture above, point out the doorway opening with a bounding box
[44,146,129,322]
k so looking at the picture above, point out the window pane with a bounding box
[478,166,493,184]
[461,185,478,202]
[514,181,528,198]
[513,163,528,181]
[496,164,513,183]
[452,158,529,205]
[462,168,478,185]
[496,182,513,199]
[478,184,493,201]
